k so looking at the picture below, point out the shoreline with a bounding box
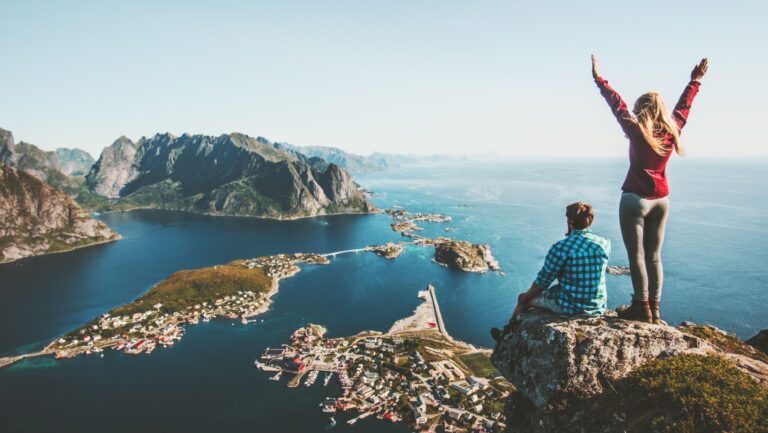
[96,206,384,221]
[0,257,310,369]
[0,235,122,266]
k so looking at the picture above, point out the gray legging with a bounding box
[619,192,670,301]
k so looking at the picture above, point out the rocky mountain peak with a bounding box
[85,132,374,217]
[54,148,95,176]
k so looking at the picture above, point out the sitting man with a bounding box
[492,202,611,342]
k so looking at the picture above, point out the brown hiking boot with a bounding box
[650,300,661,324]
[617,299,652,323]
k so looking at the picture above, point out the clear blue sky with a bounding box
[1,0,766,158]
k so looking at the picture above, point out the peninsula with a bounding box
[255,285,511,432]
[0,253,328,368]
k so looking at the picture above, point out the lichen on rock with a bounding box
[490,309,768,433]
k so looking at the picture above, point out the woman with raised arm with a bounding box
[592,54,708,324]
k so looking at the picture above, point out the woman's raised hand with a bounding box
[591,54,599,79]
[691,58,709,82]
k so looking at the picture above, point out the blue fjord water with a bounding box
[0,159,766,432]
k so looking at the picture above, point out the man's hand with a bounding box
[591,54,599,79]
[691,58,709,82]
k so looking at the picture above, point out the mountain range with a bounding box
[85,133,374,218]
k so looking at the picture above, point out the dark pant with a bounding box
[619,192,670,301]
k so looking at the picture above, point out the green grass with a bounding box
[458,352,500,378]
[577,353,768,433]
[680,324,768,364]
[111,260,272,315]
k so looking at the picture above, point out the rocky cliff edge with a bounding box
[491,309,768,433]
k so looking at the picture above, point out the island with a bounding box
[391,221,422,234]
[387,207,452,236]
[366,242,406,259]
[0,253,328,367]
[254,285,511,432]
[418,237,500,273]
[606,265,631,275]
[381,208,499,273]
[386,208,452,223]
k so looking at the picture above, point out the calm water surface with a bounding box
[1,159,766,432]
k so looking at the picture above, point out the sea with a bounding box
[0,159,766,433]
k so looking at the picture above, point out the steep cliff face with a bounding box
[491,310,768,433]
[86,136,139,198]
[0,127,16,166]
[86,133,374,218]
[0,163,119,264]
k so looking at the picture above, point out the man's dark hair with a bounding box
[566,202,594,229]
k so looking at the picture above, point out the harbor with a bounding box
[253,286,510,432]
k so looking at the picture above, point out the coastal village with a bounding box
[0,253,329,366]
[0,207,502,380]
[255,285,512,432]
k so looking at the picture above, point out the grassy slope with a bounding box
[111,260,272,316]
[579,354,768,433]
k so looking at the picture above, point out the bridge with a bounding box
[0,349,53,369]
[320,248,368,258]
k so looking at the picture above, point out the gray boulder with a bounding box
[491,309,705,412]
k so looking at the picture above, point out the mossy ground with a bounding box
[680,324,768,364]
[572,353,768,433]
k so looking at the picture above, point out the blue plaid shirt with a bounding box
[534,229,611,316]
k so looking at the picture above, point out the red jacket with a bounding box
[596,76,700,199]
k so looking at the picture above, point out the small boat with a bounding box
[269,371,282,381]
[324,416,336,430]
[324,372,333,386]
[254,361,280,372]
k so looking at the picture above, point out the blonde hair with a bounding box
[633,92,684,156]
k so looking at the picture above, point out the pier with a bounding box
[426,284,447,336]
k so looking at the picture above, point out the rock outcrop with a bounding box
[366,242,405,259]
[86,133,374,218]
[428,237,499,272]
[0,127,16,166]
[0,163,119,264]
[748,329,768,355]
[491,309,768,433]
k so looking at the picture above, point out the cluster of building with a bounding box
[243,253,328,279]
[366,242,405,259]
[49,287,266,358]
[256,325,509,432]
[40,253,332,363]
[386,208,452,223]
